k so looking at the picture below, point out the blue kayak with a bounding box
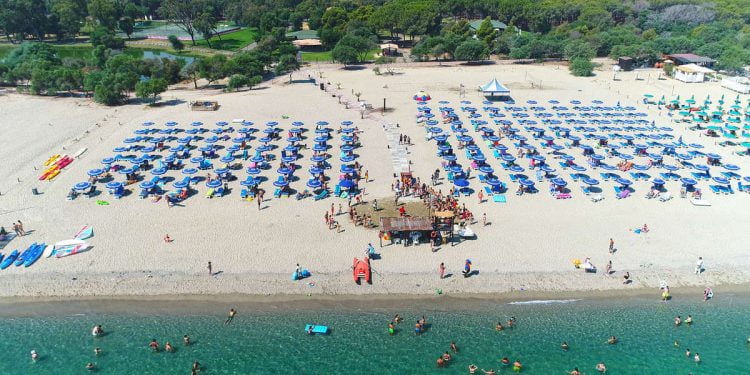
[0,250,19,270]
[24,243,45,267]
[14,243,35,267]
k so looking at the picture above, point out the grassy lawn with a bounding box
[302,49,381,63]
[196,28,258,51]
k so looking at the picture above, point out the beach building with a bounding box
[665,53,716,68]
[721,76,750,94]
[468,20,507,32]
[674,64,715,83]
[479,78,511,98]
[286,30,322,50]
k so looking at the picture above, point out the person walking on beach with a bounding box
[16,220,25,236]
[12,222,20,236]
[482,213,487,226]
[605,261,612,275]
[439,262,446,279]
[695,257,704,275]
[608,238,614,254]
[225,309,237,324]
[477,190,483,204]
[207,261,212,276]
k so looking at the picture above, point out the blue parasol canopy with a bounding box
[173,180,188,189]
[182,168,198,175]
[139,181,155,189]
[88,168,104,177]
[206,179,222,188]
[582,178,599,185]
[105,181,122,190]
[339,179,355,188]
[453,179,469,187]
[74,182,91,191]
[306,179,322,188]
[246,167,261,175]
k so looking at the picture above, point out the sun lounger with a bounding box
[569,173,580,182]
[216,187,224,197]
[559,162,569,170]
[658,192,672,202]
[484,186,493,196]
[509,174,519,183]
[206,188,215,198]
[590,193,604,202]
[690,199,711,206]
[333,185,341,196]
[629,172,640,181]
[599,172,610,181]
[274,188,282,198]
[581,185,591,195]
[84,186,96,199]
[314,189,329,200]
[616,188,630,199]
[240,189,249,199]
[708,185,721,194]
[493,194,507,203]
[478,174,486,183]
[493,150,501,159]
[139,189,149,199]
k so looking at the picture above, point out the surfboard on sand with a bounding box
[74,225,93,240]
[73,147,88,158]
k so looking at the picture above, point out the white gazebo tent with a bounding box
[721,76,750,94]
[479,78,511,97]
[674,64,714,83]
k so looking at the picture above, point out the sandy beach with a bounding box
[2,59,749,300]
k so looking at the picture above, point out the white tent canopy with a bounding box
[479,78,510,95]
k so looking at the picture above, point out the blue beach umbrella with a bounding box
[277,167,293,175]
[712,176,729,185]
[680,177,698,186]
[88,168,104,177]
[582,178,599,185]
[173,180,188,189]
[551,178,567,187]
[246,167,261,175]
[339,179,355,188]
[151,168,167,176]
[453,179,469,187]
[105,181,122,190]
[311,155,326,163]
[309,167,323,175]
[190,156,204,164]
[340,165,355,174]
[139,181,155,189]
[240,178,258,186]
[118,167,135,174]
[306,179,322,188]
[102,157,115,165]
[74,182,92,191]
[220,155,235,163]
[182,168,198,175]
[206,179,222,188]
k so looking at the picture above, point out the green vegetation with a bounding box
[195,28,259,51]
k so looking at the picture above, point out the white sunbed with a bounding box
[658,192,672,202]
[690,199,711,206]
[590,193,604,202]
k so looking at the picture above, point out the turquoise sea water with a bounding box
[1,296,749,374]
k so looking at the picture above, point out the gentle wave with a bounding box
[507,299,581,305]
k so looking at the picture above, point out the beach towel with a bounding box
[493,195,507,203]
[96,200,109,205]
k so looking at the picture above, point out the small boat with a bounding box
[46,239,88,258]
[352,257,371,284]
[74,225,94,240]
[0,250,19,270]
[304,324,329,334]
[56,243,90,258]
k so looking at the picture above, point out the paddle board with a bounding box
[304,324,329,334]
[73,147,87,158]
[0,250,19,270]
[24,243,45,267]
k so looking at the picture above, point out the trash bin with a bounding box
[319,83,325,91]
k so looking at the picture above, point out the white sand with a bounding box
[1,59,749,299]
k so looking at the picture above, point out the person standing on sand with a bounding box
[609,238,614,254]
[623,271,630,284]
[605,261,612,275]
[439,263,446,279]
[207,261,212,276]
[478,190,483,203]
[17,220,25,236]
[695,257,704,275]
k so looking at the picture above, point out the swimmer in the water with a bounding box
[561,341,569,350]
[442,352,452,361]
[685,315,693,325]
[496,322,504,331]
[419,316,427,325]
[31,350,38,361]
[415,322,422,335]
[674,340,680,347]
[224,309,237,325]
[450,341,458,353]
[193,361,201,371]
[482,369,496,375]
[596,362,607,373]
[437,357,445,367]
[501,357,510,365]
[694,353,701,363]
[165,342,174,352]
[468,364,478,374]
[183,335,190,346]
[149,339,160,352]
[388,322,395,335]
[674,315,682,326]
[393,314,403,324]
[86,362,95,371]
[685,348,691,358]
[94,347,101,356]
[569,367,581,375]
[507,317,516,328]
[92,325,104,336]
[607,336,618,344]
[512,360,522,372]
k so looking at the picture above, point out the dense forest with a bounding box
[1,0,749,104]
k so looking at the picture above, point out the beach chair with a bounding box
[240,189,249,199]
[501,163,510,170]
[599,172,610,181]
[333,185,341,197]
[314,189,329,200]
[559,162,569,170]
[274,188,282,198]
[580,185,591,195]
[216,187,225,197]
[616,189,630,199]
[493,149,501,159]
[113,186,124,199]
[84,186,96,199]
[658,192,672,202]
[509,174,519,183]
[629,172,640,181]
[483,186,493,196]
[478,174,486,183]
[139,189,149,199]
[492,194,507,203]
[569,173,580,182]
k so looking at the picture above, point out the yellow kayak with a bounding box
[44,154,61,166]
